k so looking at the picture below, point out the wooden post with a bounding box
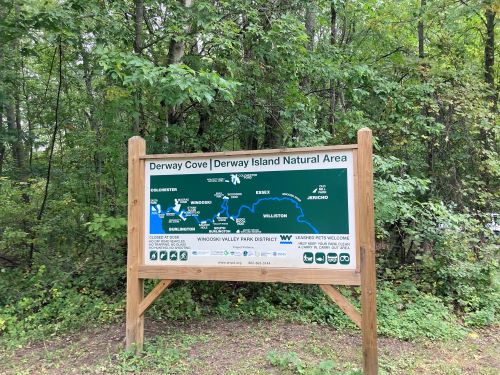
[357,128,378,374]
[126,136,146,351]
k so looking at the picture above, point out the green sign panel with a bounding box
[145,150,356,269]
[150,169,348,235]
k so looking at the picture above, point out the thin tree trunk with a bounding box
[0,46,4,174]
[21,58,33,170]
[0,104,5,174]
[196,108,211,152]
[303,3,316,93]
[155,0,194,149]
[134,0,143,55]
[244,134,258,150]
[13,0,25,175]
[329,1,337,135]
[305,3,316,54]
[6,100,24,171]
[166,0,193,65]
[295,3,317,144]
[30,37,63,265]
[484,3,496,111]
[15,88,22,150]
[481,1,496,204]
[241,17,258,151]
[80,38,103,204]
[261,10,281,150]
[418,0,426,59]
[133,0,146,136]
[37,39,63,223]
[166,0,194,124]
[14,82,27,179]
[417,0,434,196]
[263,108,281,149]
[5,5,24,173]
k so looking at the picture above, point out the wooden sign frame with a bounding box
[126,128,378,374]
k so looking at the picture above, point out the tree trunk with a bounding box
[241,18,258,151]
[166,0,193,65]
[134,0,143,55]
[0,104,5,175]
[14,1,24,174]
[133,0,146,136]
[244,135,258,150]
[21,59,33,170]
[480,1,496,203]
[155,0,194,149]
[329,1,337,135]
[484,2,496,111]
[5,4,25,174]
[263,108,280,149]
[196,108,211,152]
[417,0,434,194]
[0,46,5,174]
[6,100,24,171]
[295,2,317,144]
[37,38,63,223]
[166,0,194,126]
[80,38,103,204]
[418,0,426,59]
[305,3,316,52]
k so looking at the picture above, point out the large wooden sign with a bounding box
[146,147,357,271]
[126,128,378,374]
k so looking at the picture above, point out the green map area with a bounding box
[149,169,348,235]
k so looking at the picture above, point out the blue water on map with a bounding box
[150,209,165,234]
[149,196,319,234]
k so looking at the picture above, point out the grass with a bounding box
[1,319,498,374]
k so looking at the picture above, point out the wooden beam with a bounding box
[357,128,378,374]
[138,266,361,285]
[126,136,146,352]
[320,285,361,329]
[353,148,361,273]
[138,279,173,316]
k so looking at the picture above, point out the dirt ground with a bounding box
[1,319,499,374]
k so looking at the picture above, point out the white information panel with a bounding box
[144,150,356,269]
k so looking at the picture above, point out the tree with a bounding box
[0,0,497,324]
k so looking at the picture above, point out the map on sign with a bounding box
[144,150,356,269]
[150,169,348,235]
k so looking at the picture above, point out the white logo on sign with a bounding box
[230,174,241,185]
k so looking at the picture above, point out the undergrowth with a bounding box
[1,269,473,348]
[267,351,363,375]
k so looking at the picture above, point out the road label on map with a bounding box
[144,150,356,269]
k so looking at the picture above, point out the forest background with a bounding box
[0,0,498,348]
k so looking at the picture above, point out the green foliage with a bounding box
[377,283,466,340]
[0,266,123,347]
[147,281,202,320]
[146,281,467,341]
[267,351,362,375]
[0,270,473,346]
[373,155,430,239]
[85,213,127,241]
[0,0,498,349]
[77,333,208,374]
[98,49,240,106]
[267,351,306,374]
[110,336,189,374]
[0,178,39,260]
[374,153,498,325]
[412,204,498,314]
